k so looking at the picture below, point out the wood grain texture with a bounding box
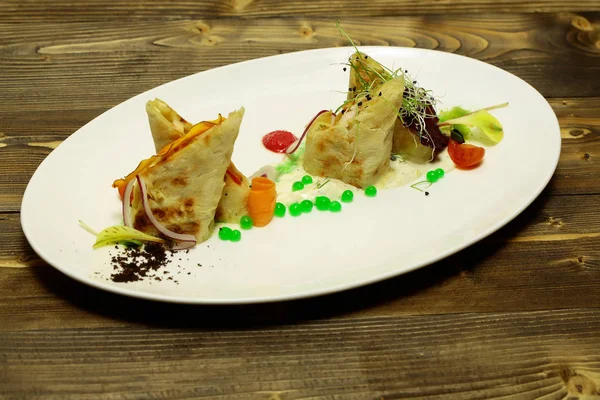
[2,192,600,331]
[0,0,599,22]
[1,309,600,399]
[0,13,598,116]
[2,1,600,398]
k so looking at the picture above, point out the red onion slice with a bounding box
[122,178,136,228]
[136,175,197,250]
[286,109,332,154]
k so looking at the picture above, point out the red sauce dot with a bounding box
[262,130,297,153]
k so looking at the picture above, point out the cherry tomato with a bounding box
[448,139,485,168]
[262,130,297,153]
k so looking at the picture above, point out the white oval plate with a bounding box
[21,47,560,304]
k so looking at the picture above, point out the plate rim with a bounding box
[20,45,562,304]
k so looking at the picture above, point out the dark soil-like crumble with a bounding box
[110,242,172,283]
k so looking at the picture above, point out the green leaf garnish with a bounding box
[438,106,471,122]
[439,106,471,138]
[79,220,164,249]
[450,129,465,144]
[439,103,508,144]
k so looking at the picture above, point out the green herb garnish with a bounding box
[79,220,164,249]
[316,178,331,189]
[336,22,437,144]
[410,180,432,193]
[439,103,508,144]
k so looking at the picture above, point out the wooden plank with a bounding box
[0,14,598,114]
[0,0,599,22]
[0,95,597,212]
[1,309,600,399]
[2,192,600,330]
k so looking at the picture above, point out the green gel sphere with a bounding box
[300,199,313,213]
[434,168,445,179]
[301,175,313,185]
[341,190,354,203]
[289,203,302,217]
[292,181,305,192]
[329,201,342,212]
[240,215,253,230]
[426,170,439,183]
[365,186,377,197]
[274,202,286,217]
[230,229,241,242]
[218,226,232,241]
[315,196,331,211]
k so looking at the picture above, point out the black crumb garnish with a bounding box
[110,242,173,283]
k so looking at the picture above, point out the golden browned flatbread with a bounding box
[129,108,245,243]
[303,77,405,188]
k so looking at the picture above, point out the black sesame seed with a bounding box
[343,67,347,71]
[425,192,430,196]
[341,109,345,114]
[365,55,369,59]
[378,92,382,96]
[357,102,363,106]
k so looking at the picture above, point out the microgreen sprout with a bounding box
[336,22,439,150]
[316,178,331,189]
[410,180,433,193]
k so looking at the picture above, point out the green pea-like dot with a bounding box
[315,196,331,211]
[230,229,241,242]
[218,227,232,241]
[365,186,377,197]
[434,168,445,179]
[292,181,305,192]
[289,203,302,217]
[274,202,286,217]
[301,175,313,185]
[426,170,438,183]
[341,190,354,203]
[240,215,253,230]
[300,200,313,213]
[329,201,342,212]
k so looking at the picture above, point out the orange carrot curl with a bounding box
[247,177,276,227]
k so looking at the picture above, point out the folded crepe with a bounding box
[146,99,193,152]
[346,52,391,102]
[114,108,244,243]
[303,77,405,188]
[345,52,447,163]
[145,99,250,223]
[215,163,249,223]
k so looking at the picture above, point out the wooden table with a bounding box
[1,1,600,398]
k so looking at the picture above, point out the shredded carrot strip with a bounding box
[113,115,225,196]
[247,177,276,227]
